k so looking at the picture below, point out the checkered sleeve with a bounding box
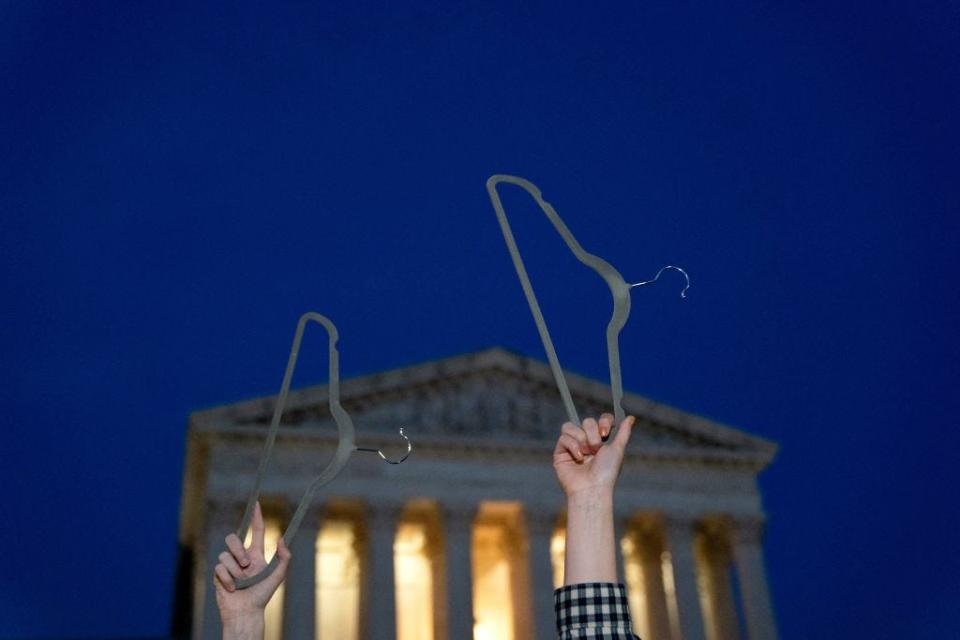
[555,582,640,639]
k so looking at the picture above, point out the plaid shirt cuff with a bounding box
[555,582,639,639]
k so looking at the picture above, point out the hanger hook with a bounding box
[630,265,691,298]
[356,427,412,465]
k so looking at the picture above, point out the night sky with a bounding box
[2,2,958,638]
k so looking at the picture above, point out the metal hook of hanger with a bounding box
[356,427,413,464]
[630,265,691,298]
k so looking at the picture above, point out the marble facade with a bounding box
[176,347,778,639]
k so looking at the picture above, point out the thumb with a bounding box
[261,537,292,594]
[611,415,635,452]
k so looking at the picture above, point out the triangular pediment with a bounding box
[191,347,777,469]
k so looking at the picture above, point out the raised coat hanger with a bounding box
[486,175,689,428]
[234,312,411,589]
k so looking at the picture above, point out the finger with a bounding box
[215,563,236,592]
[611,415,636,452]
[599,413,614,441]
[219,551,246,580]
[261,537,292,593]
[213,573,227,596]
[582,417,603,453]
[251,501,266,556]
[561,422,588,448]
[225,534,250,568]
[555,433,584,462]
[213,572,233,599]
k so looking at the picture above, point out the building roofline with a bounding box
[190,346,778,467]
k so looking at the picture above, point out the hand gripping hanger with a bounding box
[233,311,411,589]
[486,175,690,428]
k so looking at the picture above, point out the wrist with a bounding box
[566,485,614,509]
[563,487,618,585]
[221,611,265,640]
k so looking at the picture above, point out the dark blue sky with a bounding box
[2,2,958,638]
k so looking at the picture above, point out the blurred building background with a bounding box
[175,348,778,639]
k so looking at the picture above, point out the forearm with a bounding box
[563,486,618,584]
[222,613,265,640]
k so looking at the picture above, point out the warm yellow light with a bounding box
[245,520,284,640]
[550,528,565,588]
[395,521,434,640]
[661,550,680,636]
[316,520,360,640]
[620,535,649,637]
[472,522,515,640]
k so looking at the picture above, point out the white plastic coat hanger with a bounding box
[486,175,690,428]
[233,312,411,589]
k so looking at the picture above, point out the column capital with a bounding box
[364,498,405,529]
[439,502,478,529]
[524,507,561,537]
[619,510,663,530]
[662,513,700,539]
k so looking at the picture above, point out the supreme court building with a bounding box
[175,348,778,640]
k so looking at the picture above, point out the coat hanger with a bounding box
[486,175,689,428]
[233,312,411,589]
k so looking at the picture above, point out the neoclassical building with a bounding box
[175,348,778,639]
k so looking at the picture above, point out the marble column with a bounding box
[731,517,778,640]
[440,503,476,640]
[636,520,673,640]
[695,523,739,640]
[199,500,240,640]
[282,507,321,640]
[663,517,707,640]
[362,501,401,640]
[525,508,559,639]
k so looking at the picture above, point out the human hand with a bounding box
[213,502,291,635]
[553,414,635,499]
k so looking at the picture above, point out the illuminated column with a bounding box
[282,507,321,640]
[525,509,559,639]
[199,500,238,640]
[440,503,476,640]
[636,518,672,640]
[695,523,739,640]
[664,517,707,640]
[731,517,777,640]
[363,501,401,640]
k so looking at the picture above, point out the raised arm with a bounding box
[213,502,291,640]
[553,413,640,639]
